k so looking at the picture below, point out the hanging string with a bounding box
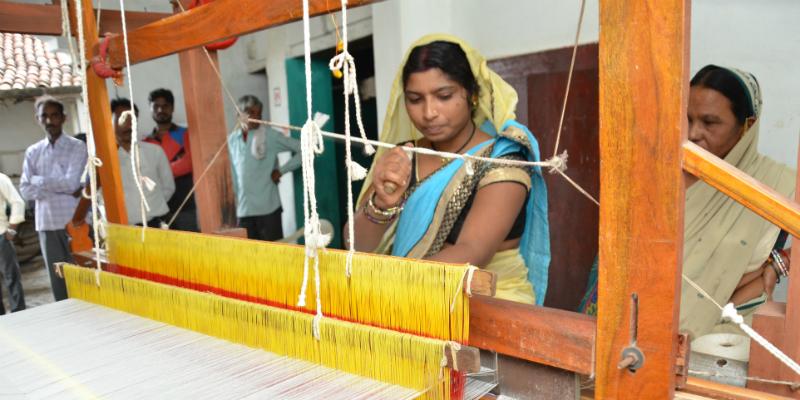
[295,0,330,340]
[61,0,79,77]
[328,0,375,278]
[552,0,587,156]
[95,0,102,33]
[70,0,104,283]
[117,0,150,239]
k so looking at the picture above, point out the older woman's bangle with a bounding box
[771,249,789,278]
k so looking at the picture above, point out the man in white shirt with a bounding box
[0,172,26,314]
[71,98,174,228]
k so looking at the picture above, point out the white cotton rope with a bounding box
[60,0,79,77]
[117,0,150,240]
[551,0,587,156]
[328,0,374,278]
[70,0,104,282]
[295,0,331,340]
[248,117,570,173]
[95,0,102,33]
[682,274,800,378]
[721,303,800,378]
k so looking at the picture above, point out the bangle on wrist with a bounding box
[771,249,789,278]
[6,228,17,237]
[363,202,396,225]
[368,192,404,218]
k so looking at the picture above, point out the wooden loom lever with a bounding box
[618,293,645,372]
[468,270,497,297]
[444,343,481,373]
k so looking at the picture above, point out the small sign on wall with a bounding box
[273,87,282,107]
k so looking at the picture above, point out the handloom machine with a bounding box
[1,0,800,399]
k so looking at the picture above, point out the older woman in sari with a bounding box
[581,65,794,339]
[348,34,551,305]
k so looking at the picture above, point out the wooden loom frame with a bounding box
[2,0,800,398]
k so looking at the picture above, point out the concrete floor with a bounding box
[1,255,54,315]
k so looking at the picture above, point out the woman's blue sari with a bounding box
[392,120,551,305]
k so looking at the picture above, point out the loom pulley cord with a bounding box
[90,34,124,84]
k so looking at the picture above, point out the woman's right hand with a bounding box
[371,145,412,209]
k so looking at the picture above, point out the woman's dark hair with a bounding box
[402,41,479,100]
[690,65,755,124]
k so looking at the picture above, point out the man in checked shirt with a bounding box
[19,96,87,301]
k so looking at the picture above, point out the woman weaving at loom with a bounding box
[349,34,550,305]
[581,65,795,339]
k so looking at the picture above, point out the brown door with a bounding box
[489,43,599,311]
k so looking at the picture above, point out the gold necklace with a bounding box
[434,123,476,165]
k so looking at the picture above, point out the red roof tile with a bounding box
[0,32,81,91]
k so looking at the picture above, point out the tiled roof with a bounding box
[0,32,81,91]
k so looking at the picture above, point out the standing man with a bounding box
[228,95,300,241]
[144,88,197,231]
[71,98,175,228]
[0,171,26,314]
[19,96,87,301]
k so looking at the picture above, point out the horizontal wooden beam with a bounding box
[469,295,595,375]
[683,141,800,239]
[102,0,377,68]
[0,3,167,36]
[681,377,792,400]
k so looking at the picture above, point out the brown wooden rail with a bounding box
[0,2,167,35]
[683,142,800,239]
[99,0,378,69]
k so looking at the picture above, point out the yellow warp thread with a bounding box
[105,224,469,342]
[64,265,452,399]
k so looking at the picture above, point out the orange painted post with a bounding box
[74,0,127,224]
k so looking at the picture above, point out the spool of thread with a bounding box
[692,333,750,362]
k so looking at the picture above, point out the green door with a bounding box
[285,58,342,248]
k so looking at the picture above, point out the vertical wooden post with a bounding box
[177,47,237,233]
[748,139,800,398]
[784,146,800,393]
[74,0,127,224]
[596,0,690,398]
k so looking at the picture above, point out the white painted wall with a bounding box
[691,0,800,167]
[0,98,81,176]
[372,0,799,168]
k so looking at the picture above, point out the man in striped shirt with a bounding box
[19,96,87,301]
